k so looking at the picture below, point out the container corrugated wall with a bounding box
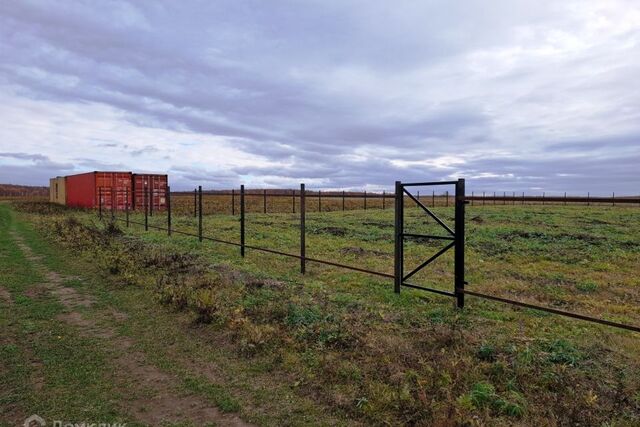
[132,174,168,211]
[97,172,133,210]
[66,171,132,210]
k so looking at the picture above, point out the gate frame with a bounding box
[394,179,466,308]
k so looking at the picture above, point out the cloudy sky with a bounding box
[1,0,639,194]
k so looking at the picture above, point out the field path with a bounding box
[5,221,254,427]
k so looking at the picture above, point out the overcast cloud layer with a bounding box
[1,0,639,194]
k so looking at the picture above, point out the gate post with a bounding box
[300,183,306,274]
[125,187,129,228]
[394,181,403,294]
[144,186,149,231]
[166,186,172,236]
[198,186,203,242]
[455,179,466,308]
[240,185,245,257]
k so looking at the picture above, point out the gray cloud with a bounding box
[0,0,639,194]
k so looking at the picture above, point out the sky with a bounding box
[0,0,639,194]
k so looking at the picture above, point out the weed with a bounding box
[576,281,599,293]
[545,339,582,366]
[477,342,496,362]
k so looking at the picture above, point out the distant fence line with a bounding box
[168,189,640,216]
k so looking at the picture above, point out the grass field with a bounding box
[2,201,639,426]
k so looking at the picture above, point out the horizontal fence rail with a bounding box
[91,184,640,334]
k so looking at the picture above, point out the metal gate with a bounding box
[394,179,466,307]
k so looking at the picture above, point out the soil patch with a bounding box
[0,286,12,305]
[362,221,393,229]
[340,246,389,257]
[311,226,348,236]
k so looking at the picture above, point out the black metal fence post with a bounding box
[264,189,267,214]
[471,191,474,206]
[240,185,245,257]
[564,192,567,206]
[382,190,386,210]
[455,178,465,308]
[364,191,367,210]
[149,188,153,217]
[318,190,321,212]
[613,192,615,207]
[232,189,235,215]
[111,187,115,220]
[166,186,172,236]
[193,188,197,218]
[198,186,203,242]
[98,187,103,220]
[394,181,403,294]
[300,183,306,274]
[432,190,435,207]
[144,186,148,231]
[483,191,486,206]
[292,190,296,214]
[342,191,345,211]
[125,187,129,227]
[446,190,449,207]
[587,192,590,206]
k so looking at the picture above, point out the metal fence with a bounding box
[96,181,640,334]
[468,192,640,206]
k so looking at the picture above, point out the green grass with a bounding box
[0,204,125,426]
[6,201,640,426]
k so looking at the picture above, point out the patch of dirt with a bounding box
[471,215,484,223]
[340,246,389,257]
[48,284,95,308]
[213,264,251,284]
[362,221,393,229]
[245,278,287,290]
[23,286,46,299]
[0,286,12,305]
[311,226,348,236]
[10,229,254,427]
[9,231,43,262]
[213,264,287,291]
[111,309,129,322]
[56,312,115,339]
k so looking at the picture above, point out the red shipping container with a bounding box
[132,173,168,211]
[65,171,133,210]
